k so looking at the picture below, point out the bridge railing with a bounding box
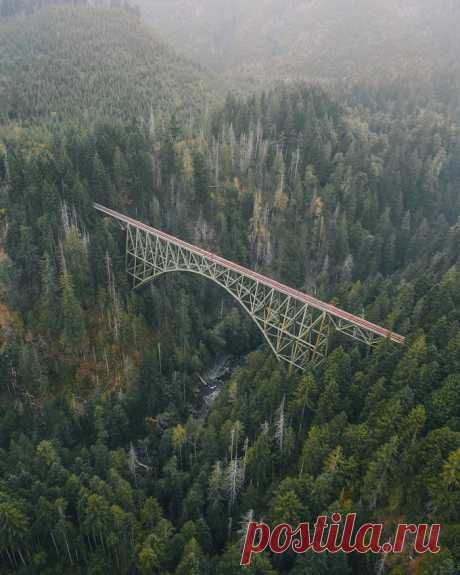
[94,203,405,368]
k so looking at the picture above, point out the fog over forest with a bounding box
[138,0,460,85]
[0,1,459,574]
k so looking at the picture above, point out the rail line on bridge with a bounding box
[94,203,405,370]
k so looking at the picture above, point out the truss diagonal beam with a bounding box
[94,203,405,370]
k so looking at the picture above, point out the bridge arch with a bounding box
[134,267,295,367]
[94,203,405,370]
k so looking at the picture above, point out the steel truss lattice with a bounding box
[94,204,405,371]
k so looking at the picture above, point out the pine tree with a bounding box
[60,270,85,352]
[175,537,206,575]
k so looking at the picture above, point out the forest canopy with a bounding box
[0,5,212,123]
[0,2,459,574]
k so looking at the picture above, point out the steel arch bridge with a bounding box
[94,203,405,370]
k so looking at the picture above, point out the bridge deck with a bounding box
[94,203,405,346]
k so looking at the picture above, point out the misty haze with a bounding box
[0,1,459,574]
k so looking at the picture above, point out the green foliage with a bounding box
[0,6,212,123]
[0,77,459,574]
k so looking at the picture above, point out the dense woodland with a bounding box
[0,3,459,575]
[136,0,460,89]
[0,0,140,18]
[0,7,212,123]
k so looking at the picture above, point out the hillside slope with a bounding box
[0,6,213,122]
[138,0,460,85]
[0,83,459,574]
